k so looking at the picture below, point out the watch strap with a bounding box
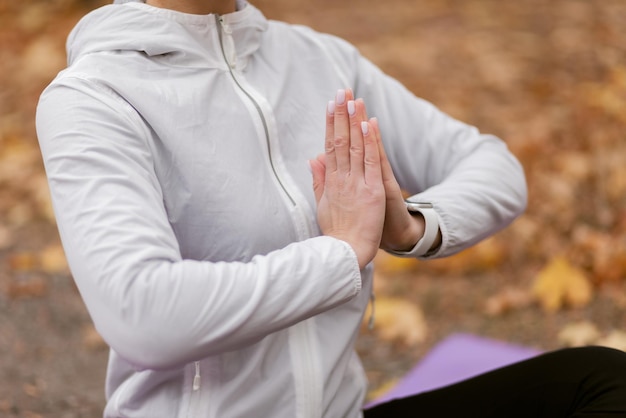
[387,201,439,258]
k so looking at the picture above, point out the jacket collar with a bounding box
[71,1,269,69]
[124,0,268,67]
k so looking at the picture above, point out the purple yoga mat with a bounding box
[367,333,542,407]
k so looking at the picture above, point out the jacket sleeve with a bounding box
[322,36,527,257]
[36,76,361,370]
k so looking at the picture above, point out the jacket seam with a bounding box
[56,73,155,152]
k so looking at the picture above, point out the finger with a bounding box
[345,88,354,102]
[348,99,366,178]
[310,158,326,204]
[315,152,327,167]
[324,100,337,174]
[371,117,396,184]
[333,89,350,174]
[356,95,368,121]
[362,120,383,186]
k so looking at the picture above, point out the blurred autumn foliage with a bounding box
[362,0,626,290]
[0,0,625,415]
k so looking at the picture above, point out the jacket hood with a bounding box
[67,0,267,67]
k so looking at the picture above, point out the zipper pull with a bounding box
[192,361,201,391]
[219,17,233,35]
[216,15,237,69]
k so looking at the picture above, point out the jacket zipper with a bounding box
[186,361,202,418]
[193,361,201,391]
[214,15,321,418]
[215,15,296,207]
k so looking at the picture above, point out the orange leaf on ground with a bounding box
[7,252,38,272]
[426,236,507,275]
[363,297,427,347]
[532,256,593,312]
[571,227,626,283]
[39,244,68,274]
[6,275,48,300]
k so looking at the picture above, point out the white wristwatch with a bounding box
[387,201,439,258]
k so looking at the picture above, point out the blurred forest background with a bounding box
[1,0,625,416]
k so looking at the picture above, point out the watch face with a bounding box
[405,201,434,211]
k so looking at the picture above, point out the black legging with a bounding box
[364,346,626,418]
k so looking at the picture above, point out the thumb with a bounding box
[310,158,326,204]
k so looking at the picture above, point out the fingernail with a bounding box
[361,121,369,135]
[327,100,335,115]
[347,100,355,116]
[336,89,345,105]
[307,160,313,173]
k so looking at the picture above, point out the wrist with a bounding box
[383,213,425,252]
[332,234,379,270]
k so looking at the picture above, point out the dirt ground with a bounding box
[1,0,625,416]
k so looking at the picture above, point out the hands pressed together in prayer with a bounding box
[311,89,427,269]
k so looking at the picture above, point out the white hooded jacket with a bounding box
[36,1,527,417]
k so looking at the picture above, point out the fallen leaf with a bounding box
[17,3,50,33]
[582,66,626,123]
[571,227,626,283]
[484,286,533,316]
[363,297,427,346]
[555,151,593,182]
[596,330,626,352]
[22,383,39,398]
[367,378,399,402]
[6,275,48,300]
[39,244,68,274]
[557,321,601,347]
[374,250,419,276]
[426,236,507,275]
[19,36,66,84]
[605,158,626,203]
[532,256,593,312]
[0,400,11,412]
[7,252,38,272]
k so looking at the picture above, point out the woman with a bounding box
[36,0,626,417]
